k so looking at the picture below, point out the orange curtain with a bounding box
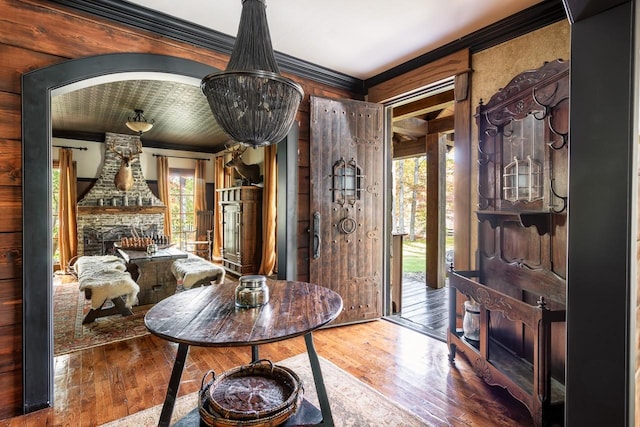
[157,155,172,238]
[58,148,77,271]
[258,145,277,276]
[194,159,207,235]
[212,157,225,260]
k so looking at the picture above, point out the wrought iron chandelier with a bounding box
[201,0,304,147]
[125,109,154,134]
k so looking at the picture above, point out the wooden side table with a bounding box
[116,246,188,305]
[145,280,343,426]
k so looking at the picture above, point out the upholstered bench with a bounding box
[73,255,140,324]
[171,254,226,291]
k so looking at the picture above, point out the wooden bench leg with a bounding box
[82,296,134,324]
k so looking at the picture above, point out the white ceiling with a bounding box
[126,0,544,79]
[52,0,553,152]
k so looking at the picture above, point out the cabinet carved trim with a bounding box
[449,270,566,427]
[477,59,569,215]
[477,210,550,235]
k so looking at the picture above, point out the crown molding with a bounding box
[49,0,566,96]
[365,0,568,89]
[48,0,365,94]
[52,129,222,153]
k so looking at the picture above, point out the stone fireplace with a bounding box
[82,224,160,256]
[76,132,165,256]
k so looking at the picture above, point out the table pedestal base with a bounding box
[147,281,343,427]
[160,333,334,427]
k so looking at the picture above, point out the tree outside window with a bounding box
[52,163,60,265]
[169,168,195,249]
[392,156,427,240]
[392,146,455,273]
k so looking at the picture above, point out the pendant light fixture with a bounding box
[201,0,304,147]
[125,109,154,134]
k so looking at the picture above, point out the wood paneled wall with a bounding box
[0,0,355,418]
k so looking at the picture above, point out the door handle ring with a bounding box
[338,216,357,234]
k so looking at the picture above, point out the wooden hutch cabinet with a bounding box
[448,60,569,427]
[217,186,262,275]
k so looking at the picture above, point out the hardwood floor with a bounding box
[1,319,534,426]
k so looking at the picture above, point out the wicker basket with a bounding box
[198,360,304,427]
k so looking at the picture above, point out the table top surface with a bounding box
[144,280,343,347]
[116,246,188,263]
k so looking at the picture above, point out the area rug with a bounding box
[54,278,150,356]
[100,353,430,426]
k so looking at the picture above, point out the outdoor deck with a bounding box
[386,275,448,341]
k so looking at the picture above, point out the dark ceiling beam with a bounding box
[141,139,223,154]
[427,116,455,135]
[52,129,105,142]
[392,113,454,137]
[392,90,455,120]
[393,137,426,159]
[392,116,455,159]
[366,0,567,90]
[52,129,223,153]
[392,117,428,139]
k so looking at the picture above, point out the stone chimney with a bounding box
[76,132,166,256]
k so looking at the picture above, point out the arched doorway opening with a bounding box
[21,53,218,410]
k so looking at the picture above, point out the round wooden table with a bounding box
[145,280,343,427]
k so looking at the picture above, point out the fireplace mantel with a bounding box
[77,206,166,215]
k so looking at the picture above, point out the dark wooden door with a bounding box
[221,203,241,263]
[219,187,262,275]
[310,96,384,324]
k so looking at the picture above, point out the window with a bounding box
[169,168,195,249]
[52,162,60,265]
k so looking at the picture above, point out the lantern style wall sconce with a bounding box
[331,157,363,206]
[503,155,543,202]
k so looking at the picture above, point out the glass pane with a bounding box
[332,160,362,205]
[184,177,194,194]
[342,168,352,198]
[502,115,544,203]
[52,167,60,263]
[169,169,196,249]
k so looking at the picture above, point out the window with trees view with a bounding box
[169,168,195,249]
[392,150,455,239]
[393,155,427,240]
[392,147,455,273]
[52,162,60,265]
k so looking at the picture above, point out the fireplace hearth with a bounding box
[82,225,161,256]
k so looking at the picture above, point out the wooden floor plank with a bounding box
[5,276,534,426]
[4,319,534,426]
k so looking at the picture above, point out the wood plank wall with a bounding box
[0,0,355,418]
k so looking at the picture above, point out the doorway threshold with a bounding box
[383,315,446,342]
